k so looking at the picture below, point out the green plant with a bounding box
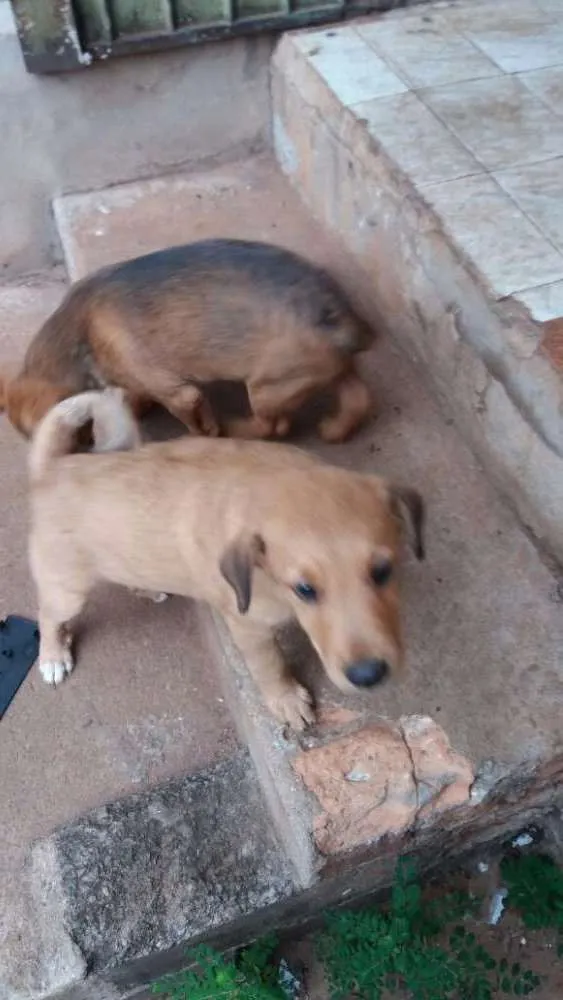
[503,853,563,957]
[317,857,541,1000]
[150,936,284,1000]
[150,856,551,1000]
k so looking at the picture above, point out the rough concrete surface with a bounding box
[0,2,272,278]
[53,155,334,280]
[36,750,295,973]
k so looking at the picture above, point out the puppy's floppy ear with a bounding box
[219,533,266,614]
[390,486,425,561]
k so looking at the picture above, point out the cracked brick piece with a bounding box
[292,716,473,855]
[400,715,474,819]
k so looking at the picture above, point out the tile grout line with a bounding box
[513,66,563,123]
[410,83,563,272]
[286,44,563,303]
[492,165,563,268]
[354,15,503,91]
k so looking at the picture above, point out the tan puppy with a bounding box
[2,239,373,443]
[29,390,424,729]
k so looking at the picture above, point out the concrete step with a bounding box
[0,149,556,994]
[272,0,563,565]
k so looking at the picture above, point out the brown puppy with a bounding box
[2,239,373,442]
[29,390,424,730]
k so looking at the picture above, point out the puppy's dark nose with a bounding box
[346,658,389,688]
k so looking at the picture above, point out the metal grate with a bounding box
[11,0,397,72]
[78,0,344,45]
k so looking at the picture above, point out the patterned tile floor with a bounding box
[293,0,563,358]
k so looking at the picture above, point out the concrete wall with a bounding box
[0,3,274,278]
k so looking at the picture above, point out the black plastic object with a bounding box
[0,616,40,719]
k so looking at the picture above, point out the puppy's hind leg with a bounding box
[318,367,372,443]
[156,382,220,437]
[36,587,87,686]
[224,373,319,440]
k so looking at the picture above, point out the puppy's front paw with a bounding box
[268,682,315,732]
[39,651,74,686]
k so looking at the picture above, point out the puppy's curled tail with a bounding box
[29,388,141,483]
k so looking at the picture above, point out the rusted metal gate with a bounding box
[11,0,383,73]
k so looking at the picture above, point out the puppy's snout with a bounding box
[346,658,389,688]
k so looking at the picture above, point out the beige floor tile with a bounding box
[421,173,563,297]
[356,9,501,89]
[518,65,563,115]
[513,279,563,321]
[443,0,552,33]
[292,25,408,106]
[494,157,563,254]
[354,91,482,186]
[422,75,563,170]
[466,20,563,73]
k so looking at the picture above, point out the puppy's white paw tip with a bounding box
[151,592,168,604]
[40,656,74,686]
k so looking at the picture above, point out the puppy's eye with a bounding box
[370,561,393,587]
[293,581,319,603]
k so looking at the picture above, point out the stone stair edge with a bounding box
[1,745,300,1000]
[16,737,563,1000]
[50,152,269,283]
[202,609,563,863]
[270,35,563,563]
[271,31,563,451]
[7,591,559,1000]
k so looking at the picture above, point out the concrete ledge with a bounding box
[207,606,563,869]
[0,749,296,1000]
[271,23,563,564]
[18,739,563,1000]
[35,749,295,974]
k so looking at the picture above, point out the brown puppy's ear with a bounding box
[5,377,70,438]
[390,487,425,561]
[219,533,266,614]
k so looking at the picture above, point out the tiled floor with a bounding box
[294,0,563,340]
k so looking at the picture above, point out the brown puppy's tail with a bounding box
[29,388,141,483]
[1,375,72,438]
